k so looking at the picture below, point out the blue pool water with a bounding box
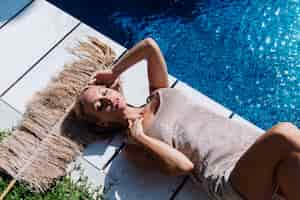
[49,0,299,129]
[0,0,32,23]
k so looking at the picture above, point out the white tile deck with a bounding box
[0,0,79,96]
[121,60,177,107]
[2,23,125,113]
[231,114,265,134]
[174,178,209,200]
[102,150,182,200]
[82,135,123,170]
[68,156,106,193]
[0,0,265,199]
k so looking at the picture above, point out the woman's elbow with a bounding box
[143,38,160,53]
[166,162,194,177]
[144,37,157,47]
[181,161,194,174]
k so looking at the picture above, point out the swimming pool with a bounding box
[49,0,299,129]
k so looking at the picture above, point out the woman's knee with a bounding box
[144,37,157,47]
[268,122,299,139]
[271,122,298,132]
[265,123,300,154]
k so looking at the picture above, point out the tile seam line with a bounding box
[229,112,235,119]
[0,0,34,31]
[0,21,81,97]
[170,79,179,88]
[102,142,126,171]
[0,98,22,115]
[169,175,189,200]
[81,141,126,172]
[80,155,102,171]
[77,155,102,173]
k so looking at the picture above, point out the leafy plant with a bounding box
[0,130,9,142]
[0,175,102,200]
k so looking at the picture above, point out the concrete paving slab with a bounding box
[3,23,126,113]
[120,60,149,107]
[68,156,106,194]
[121,60,177,107]
[174,178,209,200]
[231,114,265,134]
[174,81,232,118]
[82,134,123,170]
[0,99,21,130]
[102,150,182,200]
[0,0,79,95]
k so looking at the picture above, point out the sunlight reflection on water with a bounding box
[111,0,300,128]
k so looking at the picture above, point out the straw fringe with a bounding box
[0,130,40,178]
[0,36,117,191]
[18,134,80,192]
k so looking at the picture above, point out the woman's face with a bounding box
[80,85,127,125]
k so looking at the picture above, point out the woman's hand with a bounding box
[88,70,118,87]
[127,118,194,176]
[128,118,146,141]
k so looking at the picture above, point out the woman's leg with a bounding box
[276,151,300,200]
[229,122,300,200]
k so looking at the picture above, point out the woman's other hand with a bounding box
[128,118,146,141]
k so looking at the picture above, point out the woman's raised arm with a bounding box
[93,38,169,93]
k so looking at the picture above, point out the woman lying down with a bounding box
[73,38,299,200]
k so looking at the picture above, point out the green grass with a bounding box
[0,130,9,142]
[0,175,103,200]
[0,130,104,200]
